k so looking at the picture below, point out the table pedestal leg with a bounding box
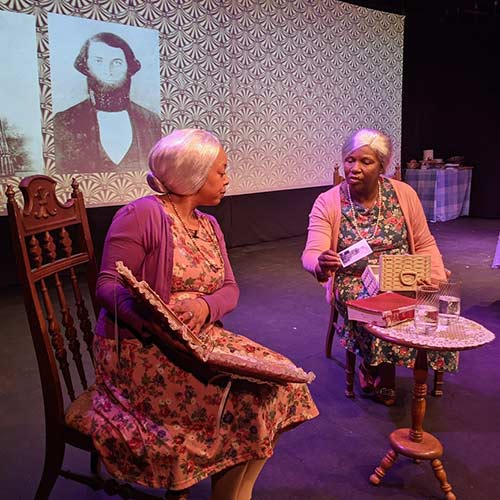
[369,349,456,499]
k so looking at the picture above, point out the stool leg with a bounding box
[325,322,334,359]
[431,458,456,500]
[345,350,356,398]
[369,449,397,485]
[325,306,337,358]
[432,370,444,397]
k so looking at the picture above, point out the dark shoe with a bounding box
[375,387,396,406]
[166,488,190,499]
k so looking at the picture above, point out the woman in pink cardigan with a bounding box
[302,128,457,406]
[92,129,318,499]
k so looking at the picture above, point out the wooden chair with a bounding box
[326,164,444,398]
[6,175,166,499]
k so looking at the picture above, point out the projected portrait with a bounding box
[0,11,43,177]
[49,15,161,174]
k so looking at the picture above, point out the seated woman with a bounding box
[91,129,318,499]
[301,128,457,406]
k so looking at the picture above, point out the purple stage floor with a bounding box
[1,217,499,499]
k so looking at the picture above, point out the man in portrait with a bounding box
[53,32,161,174]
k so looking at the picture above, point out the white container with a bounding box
[423,149,434,161]
[414,284,438,334]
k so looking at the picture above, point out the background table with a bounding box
[404,168,472,222]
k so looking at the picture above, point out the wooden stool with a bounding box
[369,350,455,499]
[365,319,495,499]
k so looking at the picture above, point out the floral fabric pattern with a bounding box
[170,210,225,294]
[334,178,458,372]
[91,212,318,491]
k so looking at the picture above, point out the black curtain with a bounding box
[402,10,500,217]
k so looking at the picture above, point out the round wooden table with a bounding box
[364,316,495,499]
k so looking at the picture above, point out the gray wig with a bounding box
[342,128,392,173]
[147,129,222,195]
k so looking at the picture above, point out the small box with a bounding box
[362,264,380,296]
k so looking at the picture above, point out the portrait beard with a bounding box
[87,75,132,112]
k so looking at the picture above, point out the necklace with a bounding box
[165,194,223,272]
[346,179,382,241]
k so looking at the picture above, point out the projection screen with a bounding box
[0,0,404,209]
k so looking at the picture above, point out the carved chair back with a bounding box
[6,175,170,499]
[6,175,97,447]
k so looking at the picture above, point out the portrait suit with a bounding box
[54,99,160,173]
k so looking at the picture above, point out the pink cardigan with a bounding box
[301,178,446,302]
[95,195,239,340]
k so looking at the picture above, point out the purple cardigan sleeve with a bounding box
[95,203,150,336]
[202,215,240,322]
[96,202,239,335]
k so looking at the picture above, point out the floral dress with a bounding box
[91,208,318,491]
[334,177,458,372]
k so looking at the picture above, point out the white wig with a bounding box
[342,128,392,173]
[146,128,222,195]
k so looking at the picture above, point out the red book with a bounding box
[346,292,416,327]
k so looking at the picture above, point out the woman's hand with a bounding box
[170,298,210,334]
[316,249,342,278]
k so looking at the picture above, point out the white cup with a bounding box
[438,280,461,326]
[414,284,439,334]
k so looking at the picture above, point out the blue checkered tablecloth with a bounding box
[404,168,472,222]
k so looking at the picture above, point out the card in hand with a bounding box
[339,238,373,268]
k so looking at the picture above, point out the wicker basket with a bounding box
[379,254,431,292]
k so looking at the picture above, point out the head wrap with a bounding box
[146,129,222,195]
[342,128,392,173]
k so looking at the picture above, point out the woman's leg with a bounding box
[237,458,268,500]
[211,462,249,500]
[377,362,396,389]
[359,359,378,393]
[375,362,396,406]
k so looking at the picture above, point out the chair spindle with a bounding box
[39,277,76,401]
[55,272,88,391]
[70,270,95,364]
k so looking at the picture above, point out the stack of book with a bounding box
[346,291,416,327]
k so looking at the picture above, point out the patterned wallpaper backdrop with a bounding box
[0,0,404,211]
